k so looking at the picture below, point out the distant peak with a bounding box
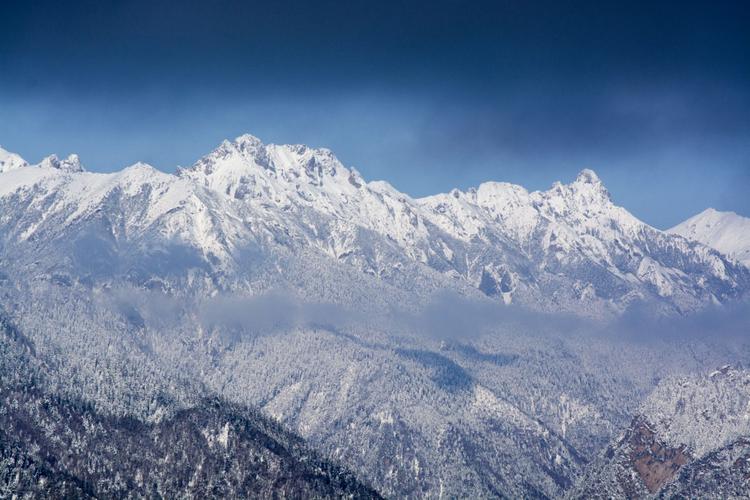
[124,161,158,172]
[575,169,602,185]
[39,153,85,173]
[686,208,741,223]
[699,207,732,217]
[0,146,29,173]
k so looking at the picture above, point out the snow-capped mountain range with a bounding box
[670,208,750,268]
[1,135,747,317]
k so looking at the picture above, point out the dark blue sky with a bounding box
[1,0,748,228]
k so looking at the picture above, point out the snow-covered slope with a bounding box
[640,365,750,458]
[0,160,242,268]
[669,208,750,267]
[0,146,28,173]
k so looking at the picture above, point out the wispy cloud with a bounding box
[102,286,750,346]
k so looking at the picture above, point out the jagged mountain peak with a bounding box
[553,168,611,202]
[421,167,622,242]
[208,133,263,153]
[38,153,86,173]
[424,168,612,215]
[0,146,29,173]
[574,168,602,185]
[185,134,345,176]
[185,134,269,174]
[233,132,264,147]
[179,133,363,208]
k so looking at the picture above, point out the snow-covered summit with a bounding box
[669,208,750,267]
[0,146,29,173]
[575,168,603,185]
[180,134,356,199]
[234,132,264,148]
[38,153,86,173]
[122,161,161,174]
[1,148,86,174]
[178,134,433,255]
[418,168,636,259]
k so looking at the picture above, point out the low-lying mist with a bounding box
[101,286,750,346]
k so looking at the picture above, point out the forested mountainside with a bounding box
[571,366,750,498]
[0,313,379,499]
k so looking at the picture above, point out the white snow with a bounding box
[38,153,86,173]
[640,367,750,458]
[669,208,750,267]
[217,422,230,448]
[0,146,29,173]
[202,422,230,449]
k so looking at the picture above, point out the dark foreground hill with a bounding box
[0,316,380,499]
